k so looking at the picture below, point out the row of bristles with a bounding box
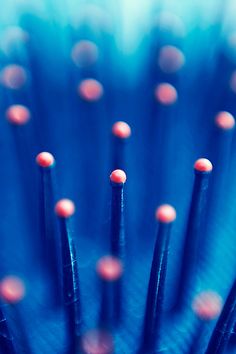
[0,117,235,354]
[0,26,236,354]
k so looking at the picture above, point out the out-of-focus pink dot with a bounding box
[154,83,177,105]
[71,40,98,67]
[192,291,222,320]
[154,12,186,38]
[96,256,123,281]
[81,329,114,354]
[0,276,25,304]
[1,26,29,55]
[78,79,103,101]
[6,105,30,125]
[215,111,235,130]
[158,45,185,73]
[1,64,27,89]
[71,5,112,33]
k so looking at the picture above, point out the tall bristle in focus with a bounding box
[55,199,81,353]
[177,158,213,308]
[139,205,176,353]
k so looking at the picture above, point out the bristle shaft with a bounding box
[139,222,172,353]
[0,308,15,354]
[59,218,81,352]
[110,184,125,259]
[205,279,236,354]
[177,169,211,306]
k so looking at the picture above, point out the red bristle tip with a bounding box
[158,45,185,73]
[192,291,222,320]
[1,64,27,89]
[78,79,103,101]
[71,40,98,67]
[96,256,123,281]
[0,276,25,304]
[110,169,127,184]
[154,83,177,105]
[112,121,131,139]
[81,329,114,354]
[155,204,176,223]
[36,152,55,168]
[194,158,213,172]
[6,104,30,125]
[55,199,75,218]
[215,111,235,130]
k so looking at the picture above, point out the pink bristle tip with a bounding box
[110,169,127,184]
[155,83,177,105]
[215,111,235,130]
[6,104,30,125]
[112,121,131,139]
[78,79,103,101]
[155,204,176,223]
[36,152,55,168]
[55,199,75,218]
[194,158,213,172]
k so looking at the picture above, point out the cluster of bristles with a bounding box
[0,27,236,354]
